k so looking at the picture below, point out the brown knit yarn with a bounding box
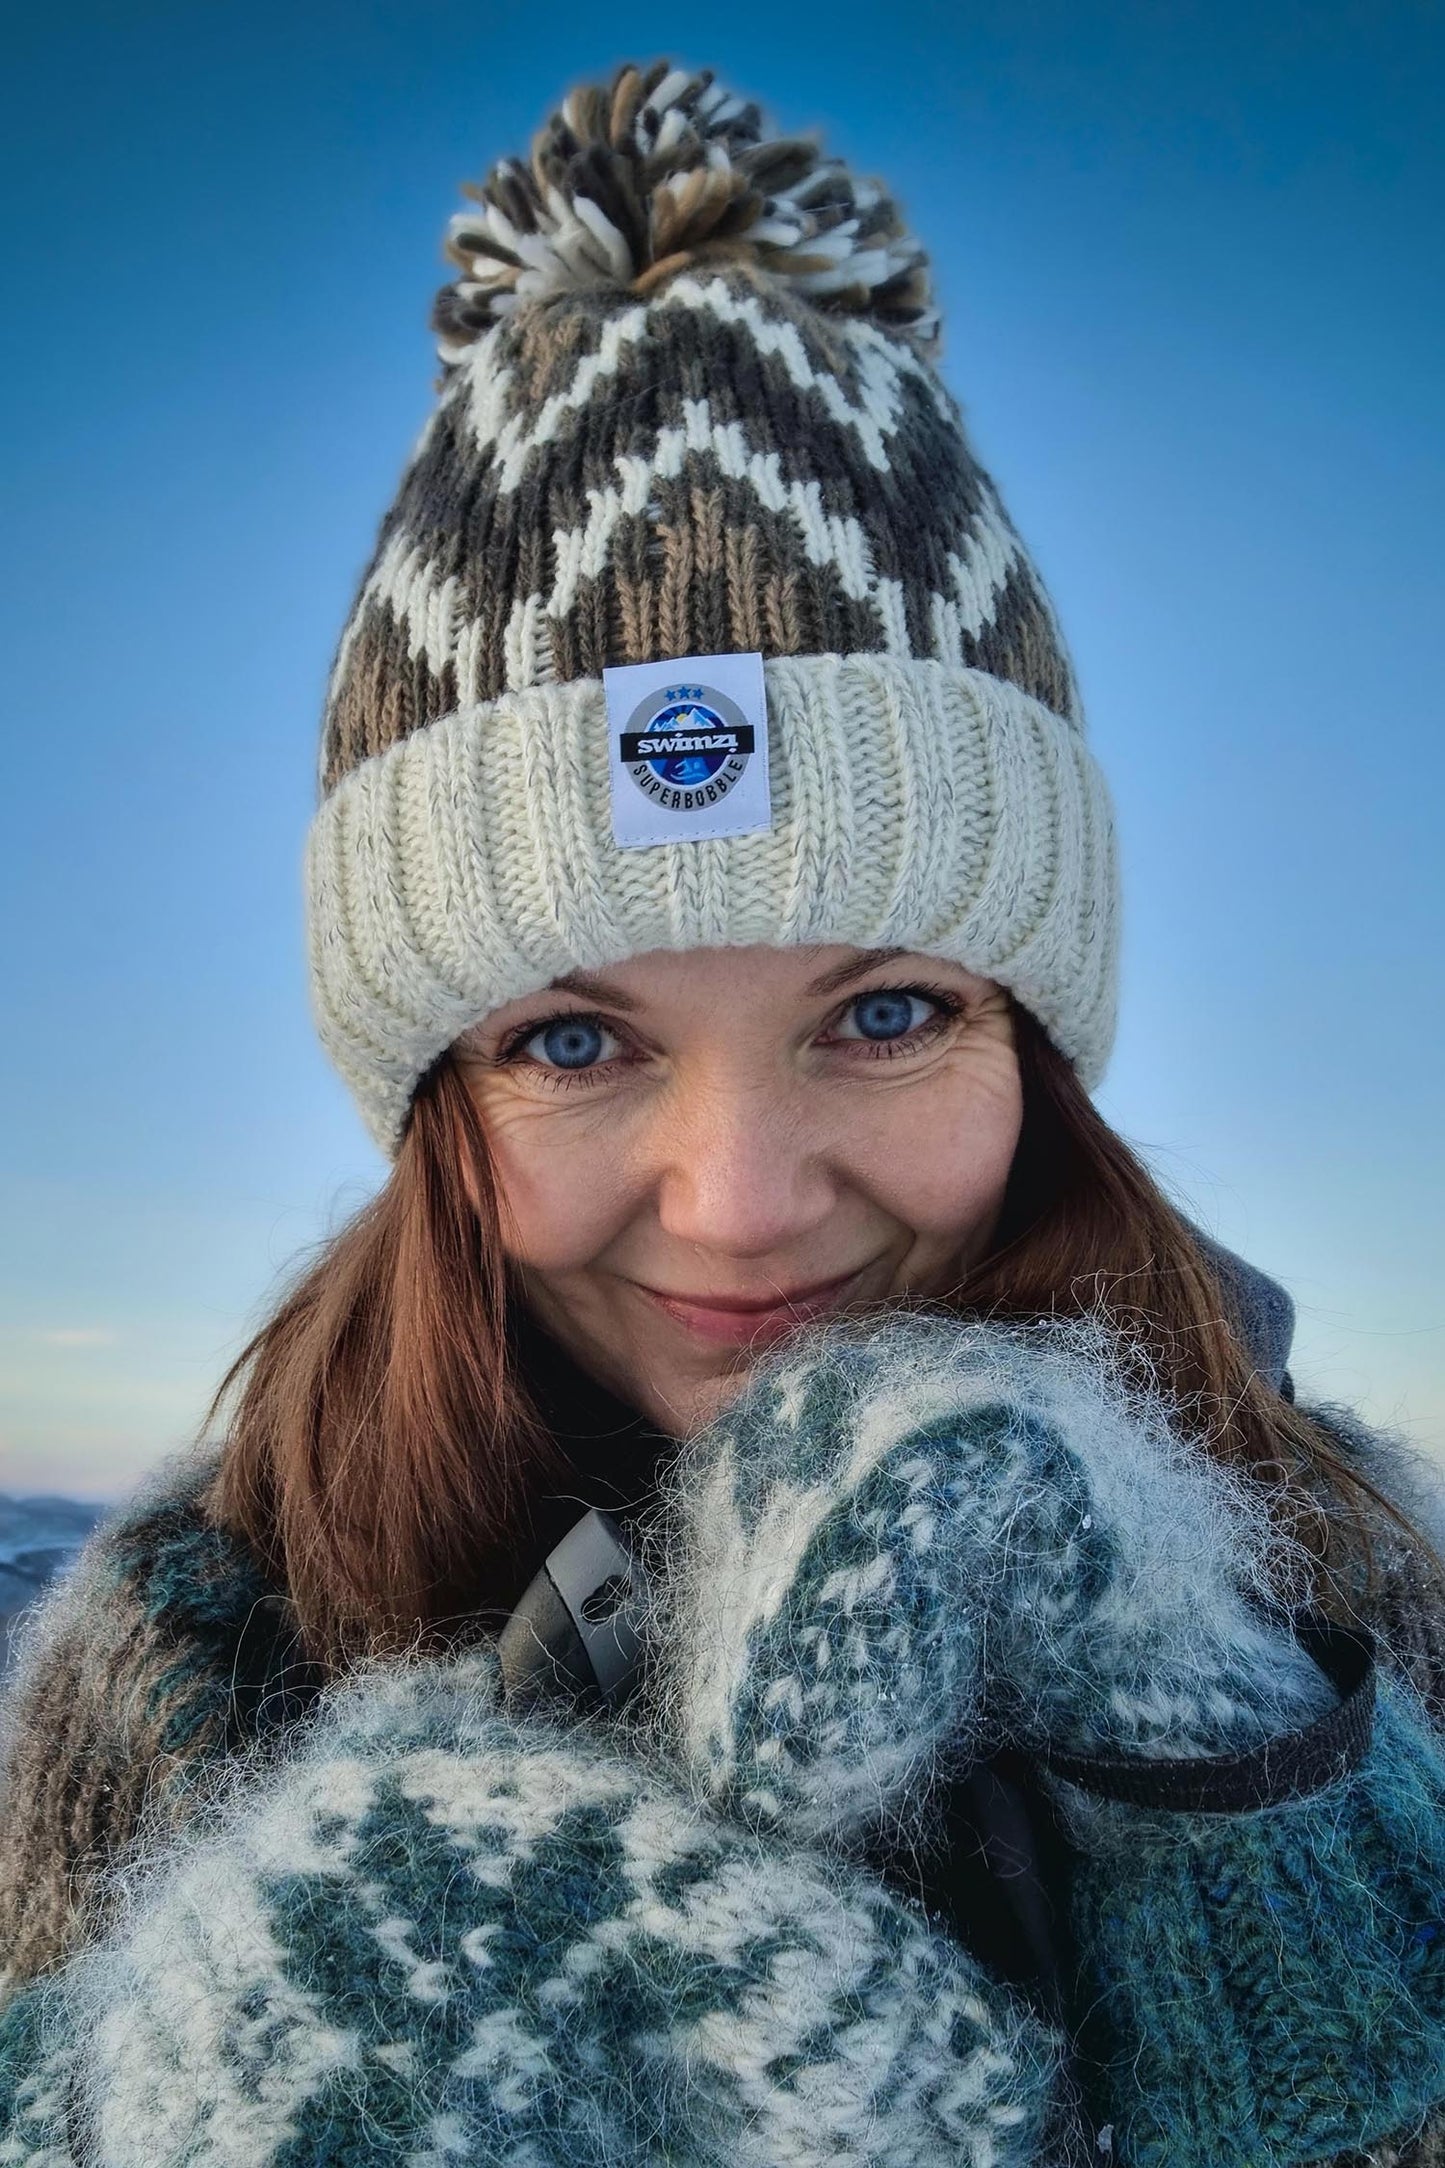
[316,58,1080,797]
[319,265,1078,793]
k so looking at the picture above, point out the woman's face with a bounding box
[453,945,1023,1436]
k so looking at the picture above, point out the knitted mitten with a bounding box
[0,1649,1064,2168]
[653,1311,1334,1837]
[651,1313,1445,2167]
[0,1981,71,2167]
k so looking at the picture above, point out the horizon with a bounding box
[2,1,1441,1498]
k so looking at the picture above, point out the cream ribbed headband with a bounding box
[308,653,1118,1156]
[305,62,1122,1155]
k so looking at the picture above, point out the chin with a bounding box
[636,1356,757,1439]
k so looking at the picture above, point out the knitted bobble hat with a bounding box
[308,57,1121,1155]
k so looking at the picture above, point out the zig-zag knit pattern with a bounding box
[305,56,1120,1154]
[3,1653,1061,2168]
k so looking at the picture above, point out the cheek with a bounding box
[484,1109,641,1272]
[850,1057,1024,1241]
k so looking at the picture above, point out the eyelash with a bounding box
[493,983,966,1093]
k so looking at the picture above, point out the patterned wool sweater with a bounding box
[2,1302,1445,2167]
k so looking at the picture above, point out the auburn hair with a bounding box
[207,1005,1433,1668]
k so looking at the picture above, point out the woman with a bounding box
[2,56,1444,2167]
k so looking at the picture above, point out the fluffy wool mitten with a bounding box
[654,1312,1334,1835]
[650,1313,1445,2167]
[0,1649,1064,2168]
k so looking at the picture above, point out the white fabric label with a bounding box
[604,651,772,849]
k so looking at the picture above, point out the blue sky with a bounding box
[2,0,1441,1495]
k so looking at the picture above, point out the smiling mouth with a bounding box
[633,1266,878,1347]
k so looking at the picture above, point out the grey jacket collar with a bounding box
[1194,1232,1297,1397]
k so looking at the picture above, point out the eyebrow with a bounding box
[804,947,913,996]
[546,969,643,1011]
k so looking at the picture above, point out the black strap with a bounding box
[1038,1616,1376,1811]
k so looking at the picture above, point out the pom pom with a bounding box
[432,57,939,364]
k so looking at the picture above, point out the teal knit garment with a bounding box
[2,1315,1443,2166]
[1066,1695,1445,2164]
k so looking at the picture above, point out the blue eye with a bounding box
[843,990,934,1042]
[527,1017,615,1070]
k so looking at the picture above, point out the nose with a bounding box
[650,1076,839,1262]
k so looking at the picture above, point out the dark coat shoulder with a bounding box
[0,1456,315,1992]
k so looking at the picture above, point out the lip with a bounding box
[634,1266,877,1348]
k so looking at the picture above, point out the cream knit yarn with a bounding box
[306,60,1120,1156]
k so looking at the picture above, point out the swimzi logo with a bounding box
[604,650,771,850]
[620,682,757,812]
